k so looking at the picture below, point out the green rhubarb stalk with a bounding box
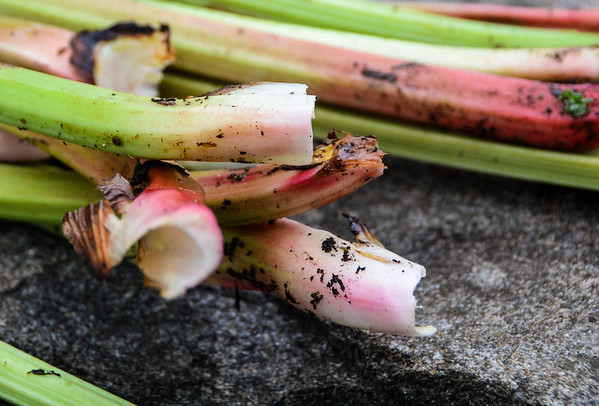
[396,2,599,32]
[0,162,100,230]
[3,1,599,82]
[0,340,135,406]
[0,66,315,164]
[161,73,599,191]
[165,0,599,48]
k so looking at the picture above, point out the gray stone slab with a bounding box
[1,1,599,405]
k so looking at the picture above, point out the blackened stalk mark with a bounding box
[321,237,337,253]
[151,97,177,106]
[27,369,61,377]
[317,268,325,283]
[284,283,298,304]
[361,68,397,83]
[310,292,324,309]
[111,136,122,146]
[341,247,352,262]
[266,163,321,175]
[224,237,244,261]
[326,274,345,295]
[356,266,366,274]
[225,266,277,292]
[228,167,250,182]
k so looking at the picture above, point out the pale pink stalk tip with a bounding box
[216,218,436,336]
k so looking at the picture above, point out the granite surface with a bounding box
[1,1,599,405]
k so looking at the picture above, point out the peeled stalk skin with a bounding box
[397,2,599,32]
[1,1,598,150]
[166,0,599,48]
[0,65,315,164]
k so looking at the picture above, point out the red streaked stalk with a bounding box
[398,2,599,32]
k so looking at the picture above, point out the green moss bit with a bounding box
[557,89,594,118]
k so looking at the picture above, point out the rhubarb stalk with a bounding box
[0,66,315,164]
[0,18,176,164]
[161,73,599,192]
[3,1,599,82]
[0,341,135,406]
[194,131,386,225]
[163,0,599,48]
[207,216,436,336]
[0,162,435,335]
[397,2,599,32]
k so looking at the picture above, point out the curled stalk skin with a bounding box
[0,0,597,150]
[62,164,224,299]
[396,2,599,32]
[207,217,436,336]
[0,65,315,164]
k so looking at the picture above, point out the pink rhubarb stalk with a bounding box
[399,2,599,32]
[194,131,386,226]
[208,216,436,336]
[0,129,49,162]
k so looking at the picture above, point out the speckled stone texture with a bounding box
[1,1,599,405]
